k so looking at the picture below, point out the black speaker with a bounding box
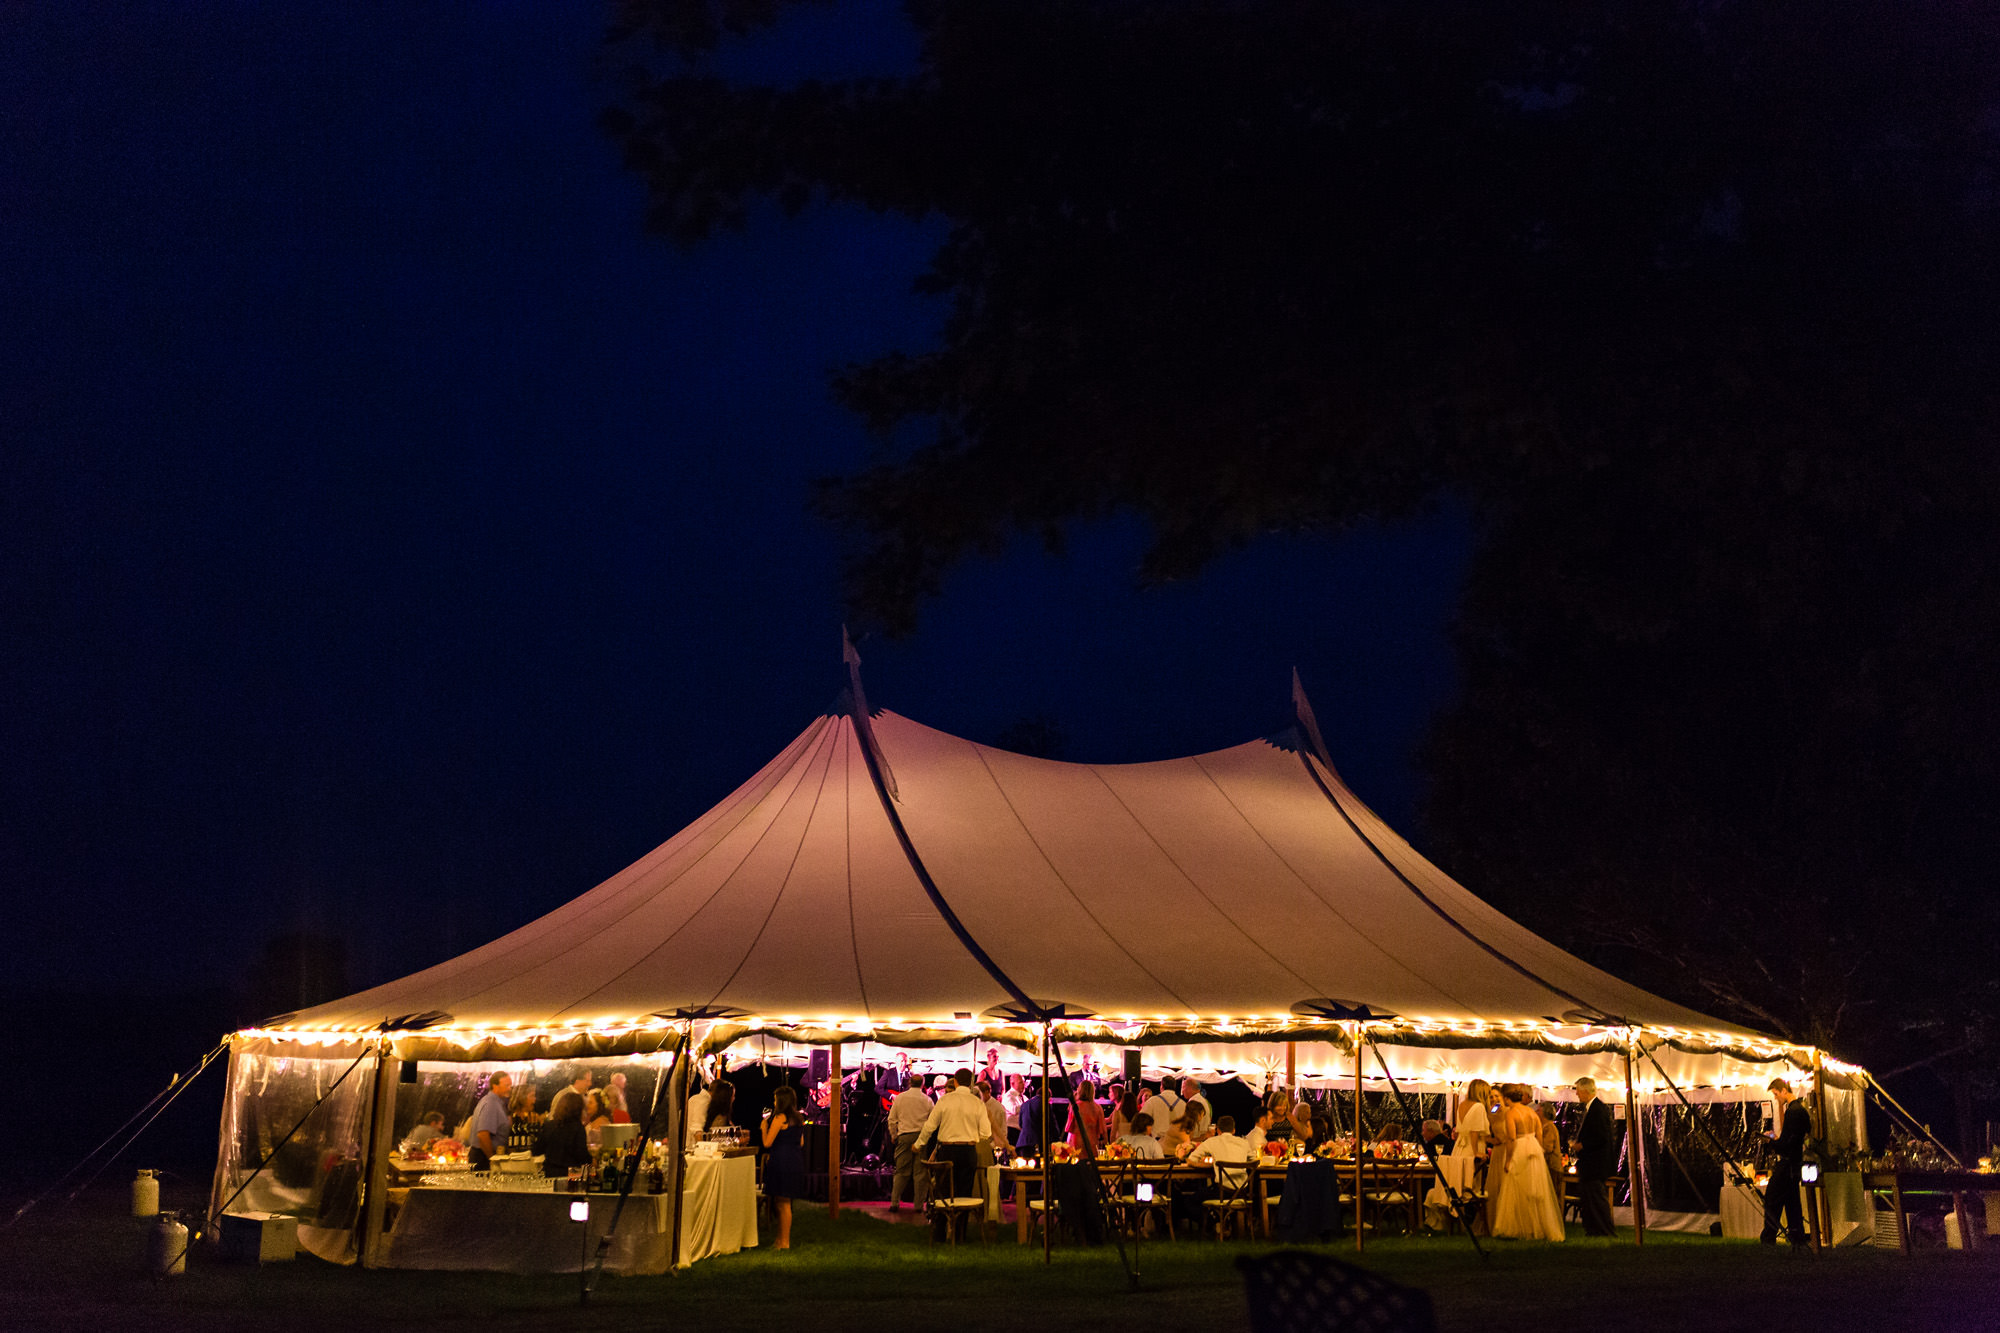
[399,1060,418,1085]
[1124,1048,1142,1087]
[810,1048,831,1084]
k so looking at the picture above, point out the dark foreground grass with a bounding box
[3,1181,1993,1332]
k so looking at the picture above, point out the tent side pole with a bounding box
[829,1041,843,1219]
[1286,1041,1296,1094]
[357,1041,397,1268]
[1623,1038,1647,1246]
[1041,1026,1052,1267]
[1809,1048,1827,1253]
[1353,1025,1365,1253]
[669,1033,692,1271]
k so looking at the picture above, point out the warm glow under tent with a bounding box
[212,675,1867,1261]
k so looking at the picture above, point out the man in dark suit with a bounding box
[1761,1077,1813,1246]
[1570,1077,1620,1236]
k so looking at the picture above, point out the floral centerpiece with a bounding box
[1099,1140,1135,1161]
[1048,1141,1081,1164]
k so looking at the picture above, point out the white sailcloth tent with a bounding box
[211,670,1864,1259]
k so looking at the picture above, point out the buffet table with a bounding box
[382,1155,758,1273]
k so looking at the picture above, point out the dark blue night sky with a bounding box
[3,3,1468,996]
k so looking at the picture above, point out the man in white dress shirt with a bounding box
[886,1080,935,1210]
[915,1069,992,1202]
[683,1079,711,1149]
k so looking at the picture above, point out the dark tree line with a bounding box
[600,0,2000,1144]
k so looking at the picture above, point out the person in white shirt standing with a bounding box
[1180,1078,1213,1136]
[978,1082,1009,1221]
[1140,1081,1186,1142]
[914,1069,992,1204]
[886,1080,935,1210]
[683,1070,718,1149]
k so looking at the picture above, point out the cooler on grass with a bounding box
[218,1211,299,1263]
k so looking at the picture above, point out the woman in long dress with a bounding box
[1489,1085,1566,1241]
[1427,1078,1491,1230]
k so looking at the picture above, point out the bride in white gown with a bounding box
[1488,1084,1566,1241]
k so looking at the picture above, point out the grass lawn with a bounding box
[3,1181,1994,1331]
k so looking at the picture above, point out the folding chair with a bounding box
[1205,1159,1255,1240]
[919,1154,986,1246]
[1258,1160,1285,1239]
[1363,1163,1416,1235]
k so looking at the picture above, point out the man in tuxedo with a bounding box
[1570,1077,1619,1236]
[1761,1077,1813,1246]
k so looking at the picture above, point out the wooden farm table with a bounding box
[1260,1158,1430,1238]
[1000,1161,1202,1244]
[1862,1170,1995,1255]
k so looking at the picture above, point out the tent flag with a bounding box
[1291,666,1338,774]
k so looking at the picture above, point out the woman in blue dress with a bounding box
[761,1085,808,1250]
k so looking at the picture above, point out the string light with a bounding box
[235,1010,1835,1094]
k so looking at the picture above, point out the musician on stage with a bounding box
[878,1052,916,1094]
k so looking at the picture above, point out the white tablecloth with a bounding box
[385,1156,758,1274]
[1720,1179,1763,1238]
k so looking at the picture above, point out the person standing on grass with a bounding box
[550,1071,591,1122]
[886,1079,935,1210]
[1761,1078,1812,1246]
[1181,1078,1212,1136]
[1141,1081,1185,1140]
[1570,1078,1618,1237]
[467,1072,513,1172]
[915,1069,993,1202]
[1067,1080,1106,1153]
[978,1081,1009,1221]
[762,1085,807,1251]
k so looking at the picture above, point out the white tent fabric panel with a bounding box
[279,705,1767,1054]
[1313,756,1732,1032]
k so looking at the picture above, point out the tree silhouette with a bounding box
[600,0,2000,1104]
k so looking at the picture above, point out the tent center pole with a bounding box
[669,1027,692,1271]
[1041,1024,1052,1266]
[829,1041,843,1218]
